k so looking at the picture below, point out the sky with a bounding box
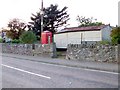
[0,0,119,29]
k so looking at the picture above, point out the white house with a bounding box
[54,24,112,48]
[0,29,11,42]
[0,30,6,39]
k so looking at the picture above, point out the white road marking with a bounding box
[79,68,119,75]
[39,62,119,75]
[2,64,51,79]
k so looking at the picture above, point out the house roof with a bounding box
[56,24,110,34]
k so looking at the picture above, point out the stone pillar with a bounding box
[115,46,118,62]
[118,44,120,75]
[118,44,120,63]
[51,42,57,58]
[66,44,71,60]
[116,45,120,63]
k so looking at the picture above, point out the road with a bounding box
[2,56,119,88]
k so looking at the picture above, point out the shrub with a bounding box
[111,26,120,44]
[0,38,3,43]
[99,40,111,45]
[20,31,37,44]
[11,39,20,43]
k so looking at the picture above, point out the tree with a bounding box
[76,16,103,27]
[111,26,120,44]
[20,31,37,44]
[6,18,26,39]
[29,4,69,37]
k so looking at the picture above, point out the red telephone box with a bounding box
[41,31,52,44]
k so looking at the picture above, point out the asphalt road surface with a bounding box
[2,56,119,88]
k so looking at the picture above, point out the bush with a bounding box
[11,39,20,43]
[99,40,111,45]
[20,31,37,44]
[0,38,3,43]
[111,26,120,44]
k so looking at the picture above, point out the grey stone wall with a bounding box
[1,43,56,57]
[66,44,119,63]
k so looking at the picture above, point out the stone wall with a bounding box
[1,43,57,58]
[66,44,120,63]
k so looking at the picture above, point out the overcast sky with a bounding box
[0,0,119,29]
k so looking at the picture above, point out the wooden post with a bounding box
[81,33,83,44]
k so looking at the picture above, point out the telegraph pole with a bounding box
[41,0,44,39]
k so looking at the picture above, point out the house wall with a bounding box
[0,31,6,37]
[84,31,102,41]
[54,33,68,48]
[101,26,112,41]
[0,32,3,39]
[54,30,102,48]
[67,32,82,44]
